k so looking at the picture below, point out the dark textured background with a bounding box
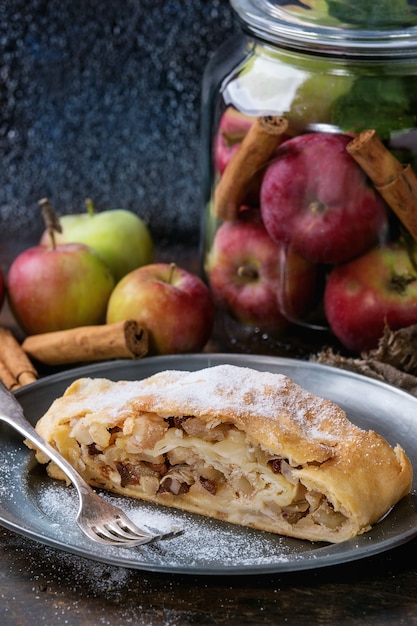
[0,0,239,245]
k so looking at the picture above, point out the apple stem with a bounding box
[85,197,95,217]
[391,272,416,294]
[237,265,258,280]
[403,231,417,272]
[39,197,62,250]
[309,200,326,215]
[168,262,176,284]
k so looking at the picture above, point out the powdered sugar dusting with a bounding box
[53,365,354,445]
[49,377,156,418]
[37,483,301,570]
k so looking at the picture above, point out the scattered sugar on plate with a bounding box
[37,483,301,571]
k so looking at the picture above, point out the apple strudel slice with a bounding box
[29,364,413,543]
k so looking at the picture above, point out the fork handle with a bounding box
[0,382,93,500]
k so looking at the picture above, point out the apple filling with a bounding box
[61,410,348,536]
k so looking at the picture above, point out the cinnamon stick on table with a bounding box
[0,327,38,389]
[0,359,19,391]
[347,129,417,242]
[22,320,149,366]
[213,115,288,221]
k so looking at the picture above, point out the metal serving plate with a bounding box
[0,353,416,575]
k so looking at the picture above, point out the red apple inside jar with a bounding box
[201,2,417,356]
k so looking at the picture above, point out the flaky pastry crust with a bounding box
[29,364,413,543]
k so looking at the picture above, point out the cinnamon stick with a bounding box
[213,115,288,220]
[0,327,38,387]
[22,320,149,365]
[347,129,417,242]
[0,360,19,390]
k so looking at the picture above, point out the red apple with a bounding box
[324,243,417,353]
[214,107,254,174]
[7,243,115,335]
[106,263,215,355]
[260,132,388,265]
[214,108,264,208]
[0,268,4,311]
[206,209,318,329]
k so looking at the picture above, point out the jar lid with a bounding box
[230,0,417,57]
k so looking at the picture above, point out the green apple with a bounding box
[40,200,153,282]
[287,72,354,134]
[226,44,352,136]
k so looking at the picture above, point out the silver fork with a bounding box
[0,382,181,547]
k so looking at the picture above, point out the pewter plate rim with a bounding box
[0,353,416,576]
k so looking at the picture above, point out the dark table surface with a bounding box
[1,238,417,626]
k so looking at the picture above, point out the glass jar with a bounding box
[200,0,417,357]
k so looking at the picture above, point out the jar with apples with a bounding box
[201,0,417,357]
